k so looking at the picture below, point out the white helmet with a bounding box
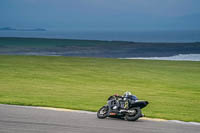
[124,91,132,97]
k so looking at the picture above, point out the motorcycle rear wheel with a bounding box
[97,106,109,119]
[125,107,141,121]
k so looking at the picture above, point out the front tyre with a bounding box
[125,107,141,121]
[97,106,109,119]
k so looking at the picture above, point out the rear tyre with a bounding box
[125,107,141,121]
[97,106,109,119]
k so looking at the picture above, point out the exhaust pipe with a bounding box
[119,110,136,113]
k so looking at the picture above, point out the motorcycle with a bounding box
[97,95,149,121]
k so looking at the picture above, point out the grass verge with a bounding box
[0,55,200,122]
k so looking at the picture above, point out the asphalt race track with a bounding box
[0,104,199,133]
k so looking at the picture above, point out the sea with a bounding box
[0,30,200,42]
[0,30,200,61]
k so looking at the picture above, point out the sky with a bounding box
[0,0,200,31]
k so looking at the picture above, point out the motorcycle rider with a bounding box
[112,91,138,110]
[123,91,138,101]
[97,91,148,120]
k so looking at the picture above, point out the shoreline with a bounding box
[120,54,200,61]
[1,54,200,62]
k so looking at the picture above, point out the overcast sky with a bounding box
[1,0,200,31]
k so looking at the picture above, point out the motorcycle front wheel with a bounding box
[125,107,141,121]
[97,106,109,119]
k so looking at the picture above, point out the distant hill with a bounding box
[0,27,16,31]
[0,27,47,31]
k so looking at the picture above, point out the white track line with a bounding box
[37,106,200,126]
[168,120,200,126]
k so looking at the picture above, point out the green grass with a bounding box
[0,55,200,122]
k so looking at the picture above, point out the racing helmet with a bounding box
[123,91,132,97]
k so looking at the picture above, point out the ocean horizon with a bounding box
[0,30,200,43]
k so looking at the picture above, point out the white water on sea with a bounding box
[122,54,200,61]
